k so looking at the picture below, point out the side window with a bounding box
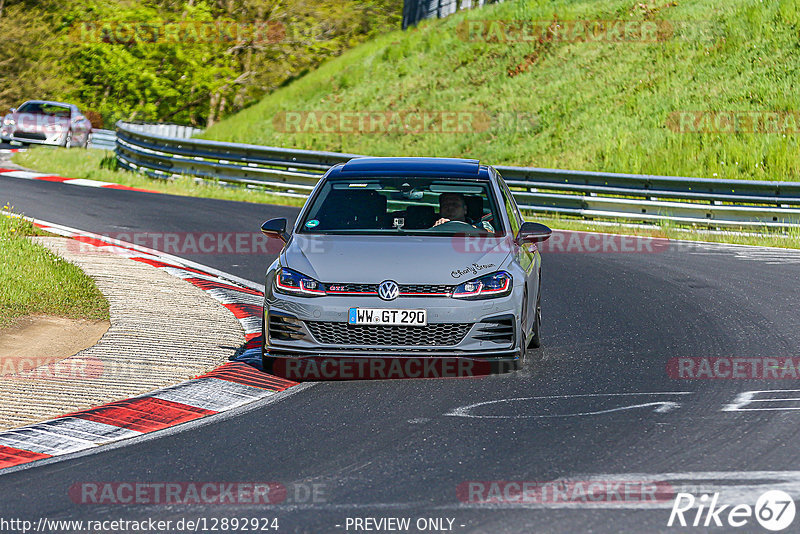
[497,175,521,235]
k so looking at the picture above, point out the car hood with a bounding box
[282,234,513,284]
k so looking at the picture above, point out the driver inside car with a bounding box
[433,192,494,232]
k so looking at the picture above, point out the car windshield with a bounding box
[17,102,70,117]
[299,177,504,236]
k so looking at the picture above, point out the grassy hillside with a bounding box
[202,0,800,181]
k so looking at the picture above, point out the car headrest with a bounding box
[464,195,484,223]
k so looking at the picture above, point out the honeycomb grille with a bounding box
[401,284,454,294]
[306,322,471,346]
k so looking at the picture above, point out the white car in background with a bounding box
[4,100,92,148]
[0,112,12,142]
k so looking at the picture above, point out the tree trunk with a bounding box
[207,91,220,128]
[217,94,227,123]
[234,48,253,109]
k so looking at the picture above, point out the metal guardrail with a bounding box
[120,122,204,139]
[115,121,800,228]
[91,123,202,150]
[88,129,116,150]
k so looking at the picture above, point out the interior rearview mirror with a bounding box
[261,218,290,243]
[516,222,552,244]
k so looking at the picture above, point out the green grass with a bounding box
[201,0,800,182]
[11,148,307,207]
[0,208,109,328]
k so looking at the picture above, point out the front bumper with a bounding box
[264,291,522,360]
[10,130,67,146]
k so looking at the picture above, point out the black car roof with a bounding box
[330,157,491,180]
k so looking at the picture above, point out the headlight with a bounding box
[3,118,14,126]
[452,271,512,299]
[274,267,324,297]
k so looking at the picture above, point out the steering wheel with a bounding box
[438,220,473,228]
[431,220,486,234]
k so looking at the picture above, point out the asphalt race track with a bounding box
[3,172,800,533]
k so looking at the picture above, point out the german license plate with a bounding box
[348,308,427,326]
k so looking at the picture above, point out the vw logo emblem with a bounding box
[378,280,399,301]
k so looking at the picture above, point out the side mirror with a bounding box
[9,108,16,114]
[261,218,290,243]
[516,222,552,244]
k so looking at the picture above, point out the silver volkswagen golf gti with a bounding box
[259,157,551,377]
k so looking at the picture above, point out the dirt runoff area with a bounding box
[0,316,110,379]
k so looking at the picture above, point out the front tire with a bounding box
[62,130,73,149]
